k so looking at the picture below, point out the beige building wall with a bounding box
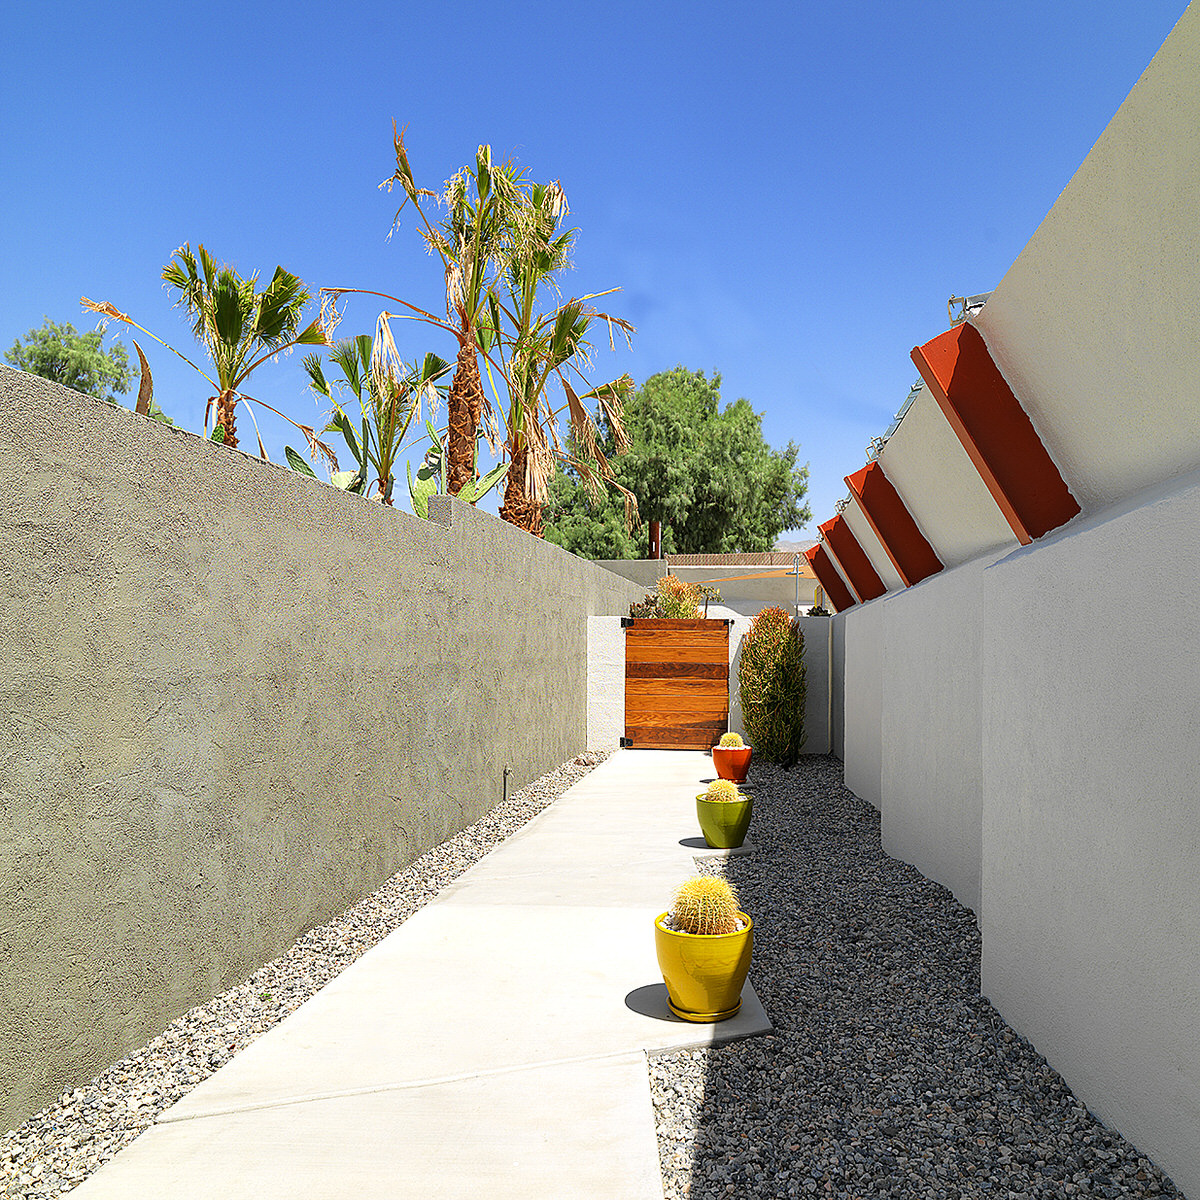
[0,366,642,1132]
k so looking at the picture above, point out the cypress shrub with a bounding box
[738,606,806,766]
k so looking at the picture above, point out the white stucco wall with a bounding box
[831,615,846,761]
[840,599,883,810]
[877,388,1018,570]
[828,11,1200,1190]
[879,556,992,917]
[837,467,1200,1194]
[980,468,1200,1192]
[974,3,1200,516]
[841,501,905,595]
[586,617,625,751]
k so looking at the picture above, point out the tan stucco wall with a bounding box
[0,365,642,1132]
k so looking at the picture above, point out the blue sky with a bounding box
[0,1,1188,539]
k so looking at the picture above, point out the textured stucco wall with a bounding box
[980,470,1200,1194]
[0,366,642,1132]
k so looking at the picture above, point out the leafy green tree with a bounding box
[5,318,132,400]
[543,366,811,558]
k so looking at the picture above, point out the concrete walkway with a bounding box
[71,750,771,1199]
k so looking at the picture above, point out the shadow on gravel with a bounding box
[651,755,1183,1200]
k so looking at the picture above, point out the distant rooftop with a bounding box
[669,549,815,567]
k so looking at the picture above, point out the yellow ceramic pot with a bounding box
[654,912,753,1022]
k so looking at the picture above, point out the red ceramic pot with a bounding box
[712,744,752,783]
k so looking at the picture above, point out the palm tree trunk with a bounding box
[215,389,238,447]
[446,335,484,496]
[498,442,544,536]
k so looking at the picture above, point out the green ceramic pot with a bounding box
[695,794,753,849]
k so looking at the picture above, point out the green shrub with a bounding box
[738,606,806,767]
[671,875,740,935]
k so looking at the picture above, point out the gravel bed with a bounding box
[649,755,1184,1199]
[0,751,608,1199]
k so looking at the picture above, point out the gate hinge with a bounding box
[620,736,633,748]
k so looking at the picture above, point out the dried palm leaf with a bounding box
[132,340,153,416]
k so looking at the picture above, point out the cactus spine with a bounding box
[718,732,744,748]
[704,779,741,803]
[671,875,740,935]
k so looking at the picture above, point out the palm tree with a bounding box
[380,125,523,496]
[304,325,451,504]
[490,181,638,536]
[85,243,332,460]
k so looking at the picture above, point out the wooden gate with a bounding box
[623,618,730,750]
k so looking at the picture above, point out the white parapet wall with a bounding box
[837,467,1200,1193]
[978,470,1200,1191]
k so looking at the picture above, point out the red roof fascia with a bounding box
[817,514,886,602]
[803,545,856,612]
[911,324,1080,544]
[845,462,942,587]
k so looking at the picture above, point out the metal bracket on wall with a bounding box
[621,617,633,627]
[620,737,633,748]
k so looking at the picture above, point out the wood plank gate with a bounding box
[623,618,730,750]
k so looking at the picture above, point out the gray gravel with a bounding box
[0,751,608,1199]
[649,755,1184,1199]
[4,750,1185,1199]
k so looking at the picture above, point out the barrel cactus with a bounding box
[704,779,741,803]
[738,605,806,767]
[718,732,744,748]
[671,875,740,935]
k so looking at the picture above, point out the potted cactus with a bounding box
[712,730,753,783]
[654,875,753,1022]
[694,778,753,849]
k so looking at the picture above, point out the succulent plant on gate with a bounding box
[671,875,740,936]
[718,732,744,749]
[703,779,741,803]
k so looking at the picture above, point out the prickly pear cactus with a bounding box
[671,875,740,935]
[718,732,744,748]
[704,779,741,803]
